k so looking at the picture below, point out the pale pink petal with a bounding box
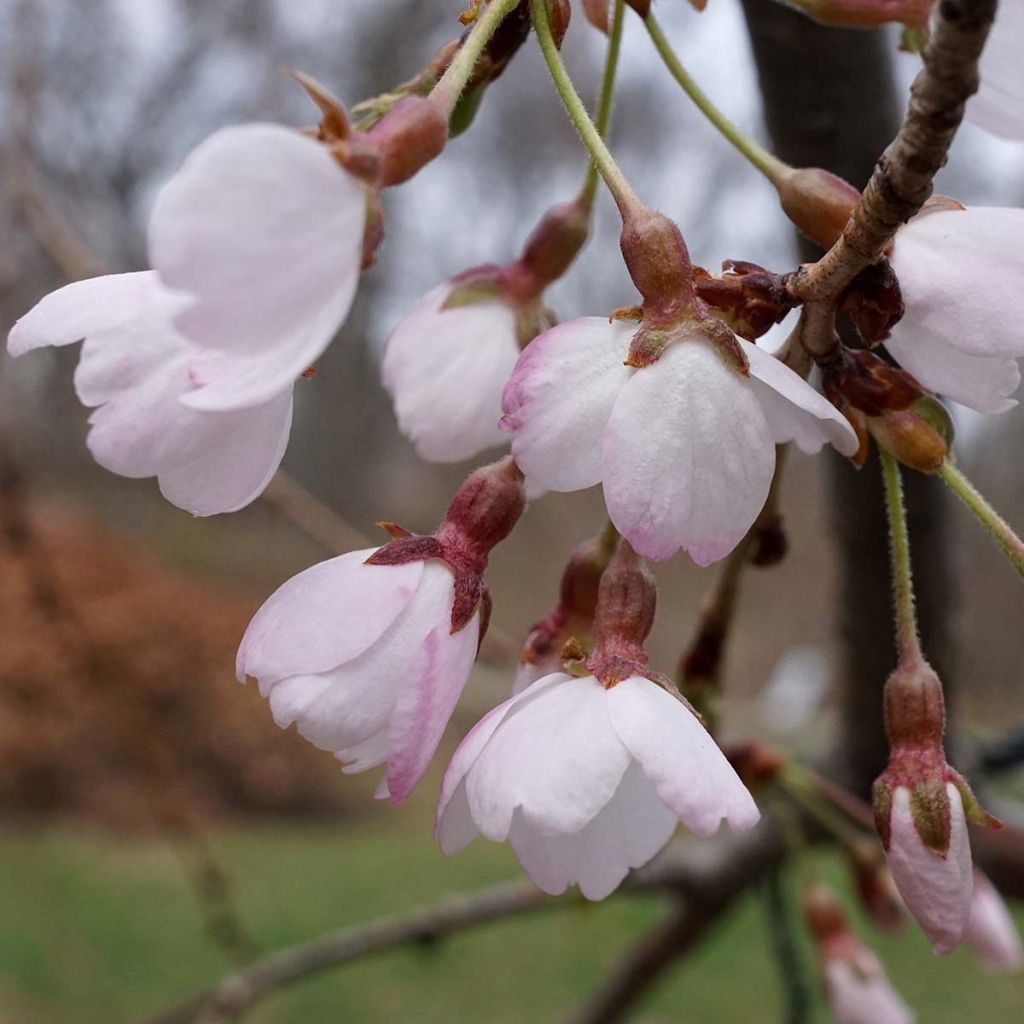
[743,340,858,455]
[501,317,635,493]
[607,675,759,836]
[149,123,366,409]
[825,953,915,1024]
[602,340,775,564]
[262,561,452,756]
[436,694,522,855]
[507,758,677,900]
[237,551,423,683]
[890,208,1024,360]
[886,784,973,955]
[963,870,1024,973]
[465,674,630,839]
[386,562,481,803]
[335,730,391,774]
[967,0,1024,141]
[7,271,184,356]
[382,284,520,463]
[885,332,1020,414]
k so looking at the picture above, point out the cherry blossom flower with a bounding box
[963,870,1024,972]
[382,282,521,462]
[149,122,367,411]
[886,206,1024,414]
[238,549,480,804]
[967,0,1024,141]
[7,271,292,516]
[436,672,759,900]
[884,783,973,955]
[501,319,857,563]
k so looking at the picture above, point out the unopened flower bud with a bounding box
[869,402,951,473]
[583,0,612,31]
[804,883,915,1024]
[694,261,798,341]
[839,260,905,344]
[586,540,657,685]
[963,870,1024,973]
[361,96,448,188]
[774,166,861,250]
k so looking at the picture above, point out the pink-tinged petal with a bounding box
[963,870,1024,973]
[501,317,635,493]
[335,730,391,775]
[436,695,521,855]
[891,208,1024,360]
[8,271,184,356]
[825,952,915,1024]
[885,332,1019,414]
[237,551,423,683]
[386,563,481,803]
[263,562,451,755]
[967,0,1024,141]
[886,784,973,955]
[602,340,775,564]
[608,675,759,836]
[507,758,677,900]
[743,341,858,455]
[382,284,520,463]
[149,123,366,408]
[465,674,630,839]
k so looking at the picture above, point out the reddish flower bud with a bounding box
[619,206,695,324]
[363,96,449,188]
[582,0,611,31]
[868,400,952,474]
[821,347,924,418]
[694,261,798,342]
[848,838,905,935]
[586,540,657,686]
[839,260,905,345]
[774,166,861,250]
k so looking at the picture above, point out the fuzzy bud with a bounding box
[868,404,951,474]
[586,540,657,686]
[437,455,526,561]
[363,96,448,188]
[775,166,861,250]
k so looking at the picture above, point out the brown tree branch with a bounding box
[790,0,997,358]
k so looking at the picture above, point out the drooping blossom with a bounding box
[238,458,525,803]
[382,282,522,462]
[436,671,759,899]
[7,272,292,516]
[886,206,1024,414]
[967,0,1024,141]
[963,870,1024,973]
[437,539,758,899]
[383,199,587,464]
[501,318,857,563]
[149,123,368,410]
[805,883,914,1024]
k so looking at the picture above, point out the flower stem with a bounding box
[430,0,521,118]
[530,0,643,219]
[643,15,788,185]
[880,449,922,664]
[579,0,626,210]
[940,459,1024,581]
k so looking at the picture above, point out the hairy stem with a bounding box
[530,0,643,217]
[644,14,787,184]
[430,0,522,117]
[880,449,922,663]
[940,459,1024,580]
[580,0,626,208]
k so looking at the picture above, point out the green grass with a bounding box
[0,819,1021,1023]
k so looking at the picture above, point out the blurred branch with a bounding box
[141,879,553,1024]
[762,867,812,1024]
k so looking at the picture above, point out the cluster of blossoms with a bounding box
[9,0,1024,1017]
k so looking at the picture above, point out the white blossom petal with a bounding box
[967,0,1024,141]
[602,340,775,564]
[501,317,635,493]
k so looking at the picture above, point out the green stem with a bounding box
[430,0,521,118]
[880,449,922,664]
[780,769,862,847]
[940,459,1024,581]
[530,0,643,218]
[643,15,788,185]
[579,0,626,209]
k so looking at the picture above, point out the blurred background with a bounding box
[1,0,1022,1020]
